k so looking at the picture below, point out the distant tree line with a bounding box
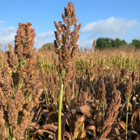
[96,38,127,49]
[96,38,140,50]
[40,38,140,50]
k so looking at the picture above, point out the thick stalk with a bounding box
[58,78,64,140]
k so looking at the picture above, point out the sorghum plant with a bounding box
[101,90,121,139]
[93,39,96,52]
[54,2,82,140]
[0,22,43,139]
[124,76,132,139]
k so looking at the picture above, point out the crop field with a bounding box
[1,2,140,140]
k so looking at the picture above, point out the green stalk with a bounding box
[28,127,30,140]
[72,82,75,99]
[58,77,64,140]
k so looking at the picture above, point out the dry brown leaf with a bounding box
[71,105,91,117]
[32,124,57,140]
[63,131,73,140]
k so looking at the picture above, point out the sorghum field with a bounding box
[1,2,140,140]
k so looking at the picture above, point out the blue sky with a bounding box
[0,0,140,51]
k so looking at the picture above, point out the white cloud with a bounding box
[0,21,4,24]
[0,26,16,50]
[81,17,137,36]
[34,31,55,50]
[78,39,93,49]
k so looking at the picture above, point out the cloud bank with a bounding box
[0,26,16,50]
[34,31,55,50]
[79,17,138,49]
[81,17,137,35]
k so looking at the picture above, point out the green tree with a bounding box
[111,38,127,48]
[42,42,54,50]
[131,39,140,49]
[96,37,127,49]
[96,37,111,49]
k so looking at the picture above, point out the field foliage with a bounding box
[0,2,140,140]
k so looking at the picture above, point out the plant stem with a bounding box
[58,77,64,140]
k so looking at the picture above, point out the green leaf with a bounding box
[29,95,32,102]
[12,137,17,140]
